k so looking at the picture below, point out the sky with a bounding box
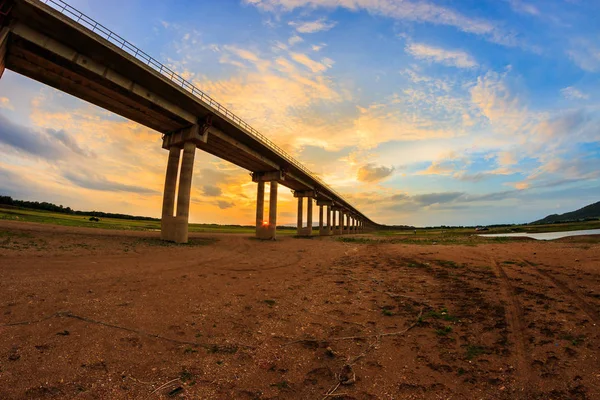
[1,0,599,227]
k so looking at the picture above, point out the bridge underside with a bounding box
[0,0,378,242]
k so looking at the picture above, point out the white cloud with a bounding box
[406,43,478,68]
[290,52,330,73]
[289,18,337,33]
[356,163,395,182]
[288,35,304,46]
[0,97,14,110]
[507,0,540,16]
[561,86,589,100]
[567,38,600,72]
[246,0,525,48]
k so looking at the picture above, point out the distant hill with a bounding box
[533,201,600,224]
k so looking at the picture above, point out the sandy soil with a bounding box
[1,220,599,399]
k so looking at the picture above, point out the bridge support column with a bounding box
[160,141,197,243]
[307,197,313,235]
[297,197,303,235]
[340,210,346,235]
[318,205,323,234]
[252,171,283,240]
[255,180,265,231]
[332,209,338,235]
[268,182,278,237]
[173,141,196,243]
[295,191,315,236]
[160,124,206,243]
[317,199,334,236]
[0,28,8,79]
[161,146,180,241]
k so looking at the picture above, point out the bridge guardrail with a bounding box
[39,0,364,215]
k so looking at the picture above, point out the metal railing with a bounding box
[37,0,364,215]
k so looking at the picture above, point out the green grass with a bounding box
[3,205,598,240]
[425,307,458,322]
[435,326,453,336]
[465,345,486,360]
[0,207,297,235]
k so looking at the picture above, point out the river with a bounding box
[479,228,600,241]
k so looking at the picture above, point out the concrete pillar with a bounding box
[340,211,345,234]
[161,146,181,241]
[332,209,337,235]
[269,181,278,232]
[318,205,324,233]
[0,28,8,80]
[306,197,313,235]
[255,181,265,233]
[173,141,196,243]
[256,181,277,240]
[326,206,332,235]
[297,196,303,235]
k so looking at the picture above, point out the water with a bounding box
[479,228,600,241]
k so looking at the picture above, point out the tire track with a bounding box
[491,258,536,396]
[520,259,599,324]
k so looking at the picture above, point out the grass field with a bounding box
[0,207,294,235]
[1,205,598,237]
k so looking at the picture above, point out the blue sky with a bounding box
[0,0,599,226]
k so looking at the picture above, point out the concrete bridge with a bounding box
[0,0,379,242]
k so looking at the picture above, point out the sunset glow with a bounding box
[1,0,598,226]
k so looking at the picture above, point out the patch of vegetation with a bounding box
[263,299,276,307]
[435,326,453,336]
[0,230,33,239]
[180,369,194,383]
[270,381,290,390]
[436,259,460,268]
[560,334,585,346]
[335,237,375,244]
[136,237,219,247]
[425,307,458,322]
[465,345,486,360]
[407,260,430,269]
[184,347,198,354]
[207,344,238,354]
[382,309,395,317]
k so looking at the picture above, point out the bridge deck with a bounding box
[3,0,376,223]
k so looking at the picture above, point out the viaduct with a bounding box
[0,0,380,242]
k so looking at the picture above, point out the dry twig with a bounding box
[149,378,180,396]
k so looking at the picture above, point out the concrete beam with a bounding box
[162,124,207,149]
[293,190,315,198]
[11,22,197,124]
[285,172,314,191]
[252,170,284,183]
[208,126,280,171]
[0,28,8,79]
[316,199,333,206]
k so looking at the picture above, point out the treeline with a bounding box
[0,196,158,221]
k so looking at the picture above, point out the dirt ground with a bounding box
[0,220,599,399]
